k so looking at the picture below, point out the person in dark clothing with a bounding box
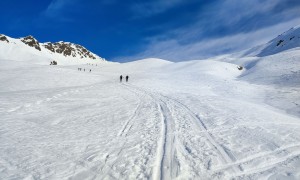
[126,75,129,82]
[90,69,91,72]
[120,75,123,82]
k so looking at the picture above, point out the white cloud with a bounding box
[116,18,300,62]
[131,0,188,18]
[117,0,300,61]
[42,0,78,20]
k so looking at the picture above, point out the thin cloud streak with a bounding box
[41,0,79,21]
[114,0,300,62]
[131,0,190,18]
[116,18,300,62]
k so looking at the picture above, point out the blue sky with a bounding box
[1,0,300,62]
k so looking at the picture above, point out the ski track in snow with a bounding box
[1,56,300,179]
[6,85,94,113]
[123,84,242,179]
[121,83,300,179]
[1,80,300,180]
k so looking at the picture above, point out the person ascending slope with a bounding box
[120,75,123,82]
[126,75,129,82]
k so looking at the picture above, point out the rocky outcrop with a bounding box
[43,42,98,59]
[0,34,9,43]
[21,36,41,51]
[0,34,105,61]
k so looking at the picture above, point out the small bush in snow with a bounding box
[50,61,57,65]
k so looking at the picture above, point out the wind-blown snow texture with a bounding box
[1,28,300,180]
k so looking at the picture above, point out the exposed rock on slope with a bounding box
[0,34,106,63]
[43,42,98,59]
[241,25,300,57]
[0,34,9,43]
[21,35,41,51]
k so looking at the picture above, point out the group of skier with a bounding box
[87,63,97,66]
[78,68,91,72]
[78,67,130,82]
[120,75,129,82]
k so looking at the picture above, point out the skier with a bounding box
[84,69,85,72]
[126,75,129,82]
[120,75,123,82]
[90,69,91,72]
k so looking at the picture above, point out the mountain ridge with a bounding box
[238,25,300,57]
[0,34,106,64]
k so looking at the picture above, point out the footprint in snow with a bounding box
[7,106,21,112]
[36,100,43,105]
[24,103,31,107]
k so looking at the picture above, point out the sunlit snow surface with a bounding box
[1,50,300,179]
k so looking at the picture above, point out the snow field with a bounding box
[1,48,300,179]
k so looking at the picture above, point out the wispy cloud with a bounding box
[41,0,80,21]
[131,0,189,18]
[115,0,300,61]
[116,17,300,62]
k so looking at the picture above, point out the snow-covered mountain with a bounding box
[0,34,106,65]
[0,27,300,179]
[240,25,300,57]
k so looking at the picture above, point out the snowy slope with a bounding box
[1,50,300,180]
[239,25,300,57]
[0,34,106,65]
[1,26,300,180]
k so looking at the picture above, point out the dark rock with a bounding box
[44,43,55,52]
[42,41,98,59]
[237,66,243,70]
[276,39,284,46]
[0,34,9,43]
[21,35,41,51]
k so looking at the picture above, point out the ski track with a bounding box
[1,80,300,179]
[214,143,300,173]
[122,84,300,179]
[124,84,241,179]
[6,85,94,113]
[95,84,159,179]
[123,84,181,179]
[118,100,142,137]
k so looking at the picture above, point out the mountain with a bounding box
[238,25,300,57]
[0,34,106,65]
[1,26,300,180]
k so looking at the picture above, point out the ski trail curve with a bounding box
[125,84,241,176]
[160,94,241,173]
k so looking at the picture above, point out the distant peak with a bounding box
[0,33,106,61]
[42,41,101,59]
[0,34,9,43]
[20,35,41,51]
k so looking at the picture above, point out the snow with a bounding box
[1,31,300,179]
[0,35,106,66]
[237,25,300,57]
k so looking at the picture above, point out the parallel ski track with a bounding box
[118,100,142,137]
[124,84,181,180]
[125,84,243,177]
[160,94,240,170]
[214,143,300,173]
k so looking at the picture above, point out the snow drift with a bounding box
[0,26,300,179]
